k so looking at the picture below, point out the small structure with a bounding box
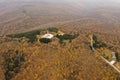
[112,52,116,60]
[41,34,54,39]
[110,60,116,65]
[110,52,117,65]
[57,31,65,36]
[40,34,53,43]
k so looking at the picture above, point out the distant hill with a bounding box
[0,0,120,35]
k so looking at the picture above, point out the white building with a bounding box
[110,52,117,65]
[112,52,116,60]
[41,34,54,39]
[110,60,116,65]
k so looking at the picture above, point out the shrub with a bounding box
[103,53,112,60]
[56,34,78,44]
[115,52,120,62]
[93,41,107,48]
[48,27,58,33]
[40,38,52,43]
[93,35,107,48]
[93,34,98,43]
[2,50,25,80]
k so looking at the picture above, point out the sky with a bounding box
[1,0,120,3]
[0,0,120,6]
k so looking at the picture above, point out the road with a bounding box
[100,56,120,74]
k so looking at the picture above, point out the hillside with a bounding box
[0,0,120,80]
[0,27,120,80]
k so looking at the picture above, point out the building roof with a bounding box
[110,60,116,65]
[41,34,54,39]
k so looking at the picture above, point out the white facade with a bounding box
[112,52,116,60]
[41,34,54,39]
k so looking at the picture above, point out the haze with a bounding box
[0,0,120,34]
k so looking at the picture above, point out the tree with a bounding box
[2,50,25,80]
[115,52,120,62]
[40,38,52,43]
[48,27,58,33]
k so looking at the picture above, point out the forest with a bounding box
[0,0,120,79]
[0,27,120,80]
